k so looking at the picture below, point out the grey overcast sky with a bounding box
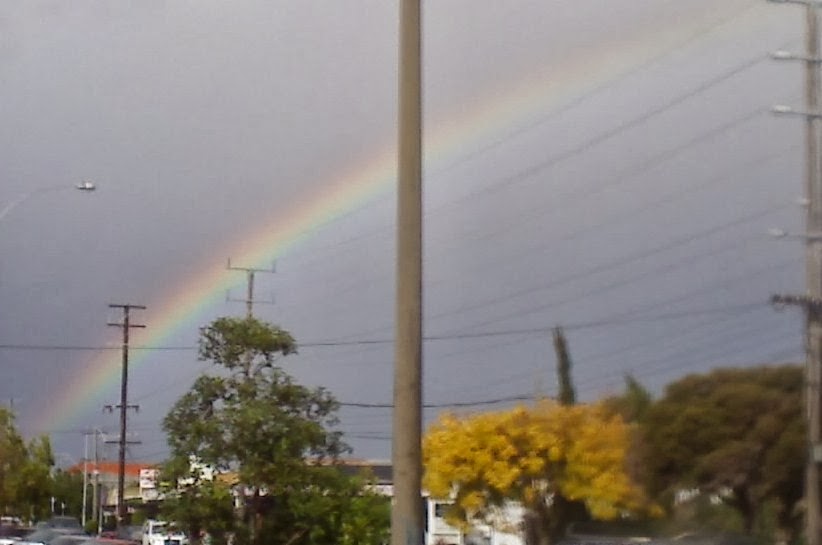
[0,0,810,464]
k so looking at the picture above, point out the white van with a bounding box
[141,520,188,545]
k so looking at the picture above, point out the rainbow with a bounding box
[33,3,777,433]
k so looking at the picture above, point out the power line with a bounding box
[449,244,798,338]
[283,4,770,272]
[309,179,795,346]
[575,318,800,390]
[280,102,789,329]
[412,253,798,375]
[332,394,534,409]
[0,301,779,353]
[271,47,785,331]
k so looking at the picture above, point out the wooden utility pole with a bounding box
[392,1,424,545]
[226,258,275,318]
[107,303,145,527]
[805,8,822,544]
[770,2,822,544]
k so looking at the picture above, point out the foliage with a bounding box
[551,326,589,533]
[600,375,655,526]
[602,374,653,424]
[337,482,391,545]
[252,467,390,545]
[163,317,386,545]
[0,408,55,520]
[0,407,28,514]
[552,327,576,406]
[21,437,56,521]
[642,365,804,540]
[50,469,85,520]
[423,400,658,545]
[160,473,237,545]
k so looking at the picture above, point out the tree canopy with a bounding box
[423,400,658,545]
[642,365,804,538]
[162,316,387,545]
[602,374,653,425]
[0,407,55,521]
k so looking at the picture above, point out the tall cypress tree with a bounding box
[553,326,576,406]
[549,326,588,540]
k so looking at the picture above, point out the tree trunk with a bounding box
[249,487,261,545]
[733,486,756,535]
[524,510,550,545]
[550,495,588,541]
[524,499,557,545]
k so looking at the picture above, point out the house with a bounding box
[337,460,525,545]
[69,461,159,519]
[72,458,526,545]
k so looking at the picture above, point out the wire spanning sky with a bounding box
[0,0,810,463]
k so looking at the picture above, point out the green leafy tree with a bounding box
[254,467,390,545]
[0,408,28,516]
[336,480,391,545]
[18,436,55,521]
[602,374,653,425]
[601,374,655,529]
[642,365,804,541]
[0,408,55,520]
[163,317,385,545]
[50,469,84,520]
[160,470,237,545]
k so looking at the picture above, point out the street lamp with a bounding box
[771,104,822,117]
[772,49,822,62]
[768,0,822,6]
[768,227,822,240]
[0,181,97,222]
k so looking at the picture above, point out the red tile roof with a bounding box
[68,461,156,478]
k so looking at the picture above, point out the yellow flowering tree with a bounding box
[423,400,657,545]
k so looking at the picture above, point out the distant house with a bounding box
[70,458,525,545]
[69,461,159,515]
[334,459,524,545]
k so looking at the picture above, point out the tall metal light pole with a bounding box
[770,2,822,544]
[393,1,424,545]
[82,432,89,527]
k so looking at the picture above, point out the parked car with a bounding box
[0,525,31,545]
[41,520,82,533]
[49,535,90,545]
[111,527,141,544]
[141,521,186,545]
[83,539,136,545]
[17,529,79,545]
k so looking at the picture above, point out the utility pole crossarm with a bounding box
[772,293,822,310]
[226,258,276,318]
